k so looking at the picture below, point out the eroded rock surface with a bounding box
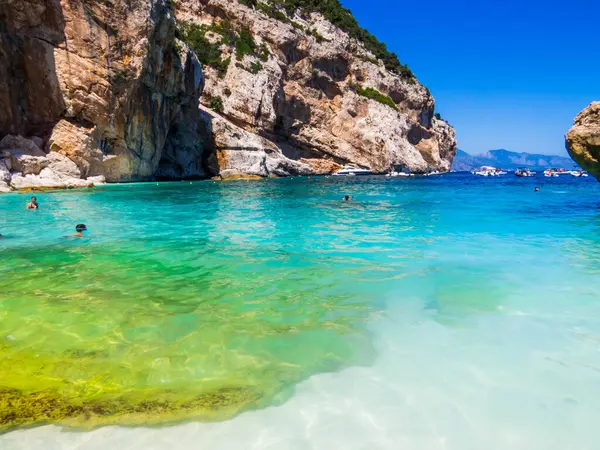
[566,102,600,180]
[0,135,103,191]
[203,108,311,179]
[0,0,208,186]
[177,0,456,174]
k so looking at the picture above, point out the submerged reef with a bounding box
[0,386,260,431]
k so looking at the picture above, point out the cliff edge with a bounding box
[566,102,600,180]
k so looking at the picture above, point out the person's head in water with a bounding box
[343,195,351,201]
[75,224,87,236]
[26,196,38,210]
[535,187,540,192]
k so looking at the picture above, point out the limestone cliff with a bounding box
[566,102,600,181]
[176,0,456,177]
[0,0,206,190]
[0,0,456,191]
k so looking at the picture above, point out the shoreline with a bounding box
[0,171,466,194]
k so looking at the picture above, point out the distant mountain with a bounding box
[452,149,578,172]
[451,150,478,172]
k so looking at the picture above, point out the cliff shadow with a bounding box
[156,106,215,181]
[0,0,67,139]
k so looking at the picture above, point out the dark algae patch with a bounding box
[0,386,261,432]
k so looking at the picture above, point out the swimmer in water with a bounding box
[73,224,87,237]
[535,187,540,192]
[343,195,351,201]
[26,196,39,210]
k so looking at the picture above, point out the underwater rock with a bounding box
[0,386,261,432]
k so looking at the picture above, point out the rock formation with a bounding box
[566,102,600,180]
[0,135,104,192]
[0,0,207,190]
[177,0,456,176]
[203,107,312,179]
[0,0,456,191]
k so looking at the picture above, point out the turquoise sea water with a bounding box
[1,174,600,449]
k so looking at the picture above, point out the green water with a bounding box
[0,180,378,430]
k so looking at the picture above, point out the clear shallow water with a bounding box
[1,174,600,449]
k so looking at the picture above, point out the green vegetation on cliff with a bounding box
[235,28,257,59]
[179,20,270,78]
[209,95,225,112]
[178,22,231,77]
[350,84,397,110]
[434,112,448,123]
[246,0,414,79]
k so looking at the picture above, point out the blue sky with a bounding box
[342,0,600,155]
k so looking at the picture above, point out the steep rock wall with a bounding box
[176,0,457,175]
[0,0,207,185]
[566,102,600,181]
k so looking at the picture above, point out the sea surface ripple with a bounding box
[1,174,599,449]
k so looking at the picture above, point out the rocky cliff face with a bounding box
[0,0,207,190]
[566,102,600,181]
[176,0,456,177]
[0,0,455,191]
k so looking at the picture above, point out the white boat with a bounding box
[473,166,502,177]
[333,166,373,176]
[555,170,571,175]
[387,171,414,178]
[570,170,589,177]
[544,169,559,177]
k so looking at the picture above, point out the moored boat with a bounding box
[387,171,414,177]
[473,166,504,177]
[333,166,374,176]
[515,168,536,177]
[570,170,589,177]
[386,165,414,177]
